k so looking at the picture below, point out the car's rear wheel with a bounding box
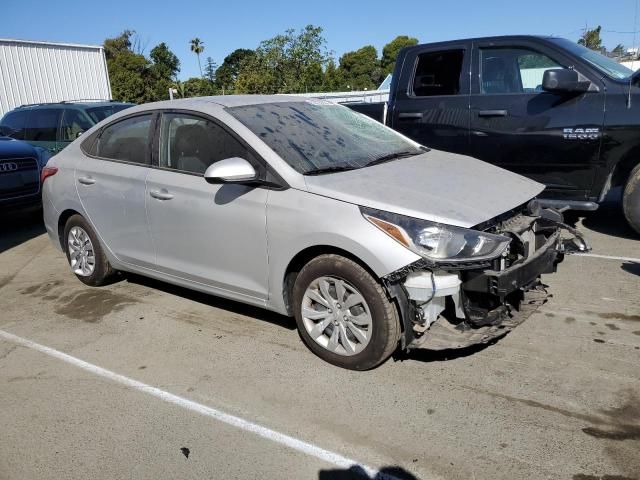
[63,214,114,286]
[292,254,400,370]
[623,163,640,236]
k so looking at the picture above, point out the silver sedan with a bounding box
[41,95,587,369]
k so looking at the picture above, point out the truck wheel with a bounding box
[622,163,640,236]
[63,214,115,286]
[292,254,401,370]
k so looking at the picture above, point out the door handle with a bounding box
[77,176,96,185]
[478,110,508,117]
[398,112,423,120]
[149,189,174,201]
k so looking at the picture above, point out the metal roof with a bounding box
[0,38,103,50]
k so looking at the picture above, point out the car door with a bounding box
[75,113,156,268]
[23,108,63,154]
[469,39,605,199]
[389,42,471,155]
[145,111,270,301]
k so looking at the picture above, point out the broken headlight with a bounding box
[361,207,511,263]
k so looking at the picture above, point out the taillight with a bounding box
[40,166,58,184]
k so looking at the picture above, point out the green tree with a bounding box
[338,45,381,90]
[322,59,346,91]
[381,35,418,75]
[190,38,205,76]
[182,77,216,97]
[235,25,330,94]
[204,57,217,86]
[149,42,180,100]
[578,26,603,51]
[104,31,151,103]
[215,48,255,93]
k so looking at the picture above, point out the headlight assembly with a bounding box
[361,207,511,263]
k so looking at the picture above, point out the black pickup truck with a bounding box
[346,36,640,235]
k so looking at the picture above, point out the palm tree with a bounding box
[190,38,205,77]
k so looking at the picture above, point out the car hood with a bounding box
[0,137,37,159]
[303,149,545,228]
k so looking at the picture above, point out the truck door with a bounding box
[390,42,471,155]
[469,39,605,200]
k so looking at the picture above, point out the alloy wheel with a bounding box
[67,226,96,277]
[301,276,373,356]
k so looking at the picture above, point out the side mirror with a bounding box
[542,69,591,94]
[76,130,85,139]
[204,157,257,184]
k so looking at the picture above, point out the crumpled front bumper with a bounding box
[384,213,590,351]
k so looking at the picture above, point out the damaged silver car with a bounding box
[42,96,589,370]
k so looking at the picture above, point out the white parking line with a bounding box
[573,253,640,263]
[0,329,414,480]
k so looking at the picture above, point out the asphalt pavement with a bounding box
[0,199,638,480]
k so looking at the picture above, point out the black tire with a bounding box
[623,163,640,236]
[63,214,114,286]
[292,254,401,370]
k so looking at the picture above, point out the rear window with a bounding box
[93,114,152,164]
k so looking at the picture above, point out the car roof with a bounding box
[119,94,306,114]
[13,101,134,111]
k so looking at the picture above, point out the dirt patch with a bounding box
[565,317,576,324]
[20,280,63,296]
[588,311,640,322]
[54,290,137,322]
[605,324,621,331]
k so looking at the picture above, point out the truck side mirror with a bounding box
[542,69,591,94]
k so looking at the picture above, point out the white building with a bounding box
[0,38,112,116]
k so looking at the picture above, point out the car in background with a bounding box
[0,100,134,154]
[0,136,51,209]
[42,96,588,370]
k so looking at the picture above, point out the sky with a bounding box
[3,0,640,80]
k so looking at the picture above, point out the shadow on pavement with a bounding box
[123,272,297,331]
[319,465,419,480]
[393,340,493,364]
[576,191,639,241]
[621,261,640,276]
[0,208,46,254]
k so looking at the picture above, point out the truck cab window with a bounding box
[412,50,464,97]
[480,48,564,94]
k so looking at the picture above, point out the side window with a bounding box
[24,109,63,142]
[0,110,29,139]
[95,114,152,164]
[159,113,255,175]
[60,109,94,142]
[480,48,564,94]
[412,50,464,97]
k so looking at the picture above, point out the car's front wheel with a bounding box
[623,163,640,236]
[63,214,114,286]
[292,254,401,370]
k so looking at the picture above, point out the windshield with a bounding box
[85,104,134,123]
[227,101,422,174]
[549,38,634,80]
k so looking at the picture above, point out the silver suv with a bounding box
[42,96,588,370]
